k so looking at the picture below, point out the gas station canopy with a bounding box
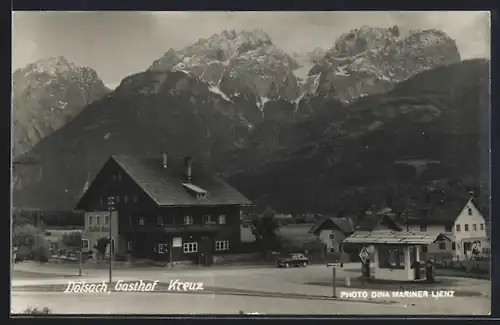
[343,230,451,245]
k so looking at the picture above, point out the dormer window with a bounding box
[182,183,208,199]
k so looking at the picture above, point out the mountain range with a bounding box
[12,26,489,217]
[12,56,110,158]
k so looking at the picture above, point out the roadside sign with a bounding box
[359,247,370,264]
[173,237,182,247]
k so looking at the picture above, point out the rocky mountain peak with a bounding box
[12,57,110,158]
[302,26,461,102]
[146,30,300,120]
[20,56,76,77]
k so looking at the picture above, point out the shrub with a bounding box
[22,307,51,314]
[12,224,51,262]
[61,231,83,249]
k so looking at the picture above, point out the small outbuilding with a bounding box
[343,230,451,281]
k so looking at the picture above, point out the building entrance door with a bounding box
[199,236,214,266]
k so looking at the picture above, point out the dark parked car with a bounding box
[276,253,309,268]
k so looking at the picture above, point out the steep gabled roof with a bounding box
[308,217,355,235]
[355,211,402,232]
[77,155,252,208]
[404,197,482,225]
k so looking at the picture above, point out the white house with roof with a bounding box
[399,192,488,261]
[453,196,488,260]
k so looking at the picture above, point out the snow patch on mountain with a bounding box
[208,84,233,102]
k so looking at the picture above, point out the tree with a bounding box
[12,224,51,262]
[61,231,83,249]
[251,208,281,255]
[94,237,111,260]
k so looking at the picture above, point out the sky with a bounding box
[12,11,490,89]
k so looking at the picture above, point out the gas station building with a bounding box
[343,230,451,281]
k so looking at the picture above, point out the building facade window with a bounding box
[133,195,138,203]
[468,208,472,216]
[203,215,216,225]
[124,195,128,204]
[422,246,428,253]
[104,216,109,225]
[117,173,122,181]
[420,225,427,232]
[116,196,120,203]
[88,216,93,226]
[100,196,104,205]
[139,217,145,226]
[452,243,456,250]
[218,215,226,225]
[465,224,469,231]
[328,233,335,239]
[184,215,193,225]
[439,242,446,250]
[445,226,452,232]
[456,224,461,232]
[215,240,230,251]
[127,241,133,251]
[157,243,167,254]
[128,216,132,226]
[330,247,336,253]
[480,224,484,230]
[157,216,164,226]
[473,224,477,231]
[112,174,117,181]
[183,242,198,253]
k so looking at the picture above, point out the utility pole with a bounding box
[36,211,40,262]
[170,236,174,268]
[107,196,116,284]
[78,230,83,276]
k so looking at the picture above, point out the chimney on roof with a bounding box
[185,156,192,182]
[161,152,168,169]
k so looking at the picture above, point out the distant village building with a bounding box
[308,217,355,253]
[355,208,402,232]
[76,153,252,264]
[398,192,489,261]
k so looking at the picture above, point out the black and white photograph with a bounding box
[11,11,491,315]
